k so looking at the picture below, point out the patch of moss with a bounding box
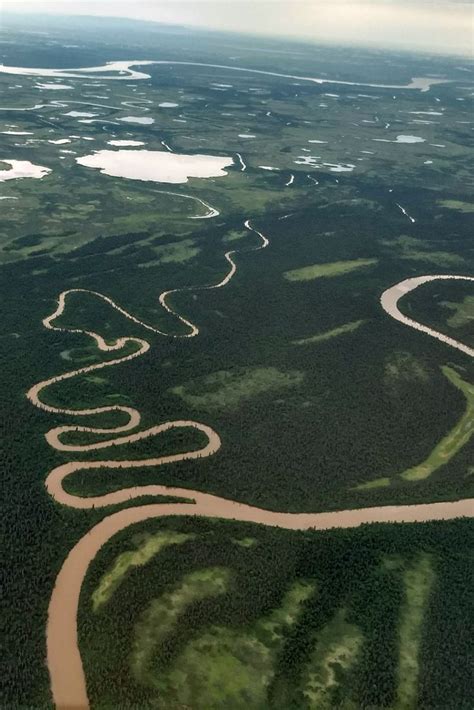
[438,199,474,213]
[301,608,363,709]
[92,531,193,611]
[132,577,314,708]
[171,366,304,411]
[395,555,435,709]
[293,320,365,346]
[284,258,377,282]
[442,295,474,329]
[401,366,474,481]
[384,351,429,387]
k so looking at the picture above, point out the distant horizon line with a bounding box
[1,9,473,60]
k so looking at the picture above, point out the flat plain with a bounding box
[1,14,473,709]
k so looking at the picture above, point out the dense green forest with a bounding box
[76,518,474,709]
[4,195,471,514]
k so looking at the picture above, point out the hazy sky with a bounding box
[2,1,473,56]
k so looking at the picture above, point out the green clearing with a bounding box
[133,577,313,708]
[382,235,465,267]
[283,258,377,282]
[384,351,429,386]
[318,197,381,212]
[85,375,108,386]
[161,629,275,709]
[301,609,363,709]
[92,531,193,611]
[164,582,313,709]
[383,235,423,251]
[131,567,232,687]
[401,251,465,268]
[59,349,75,362]
[442,295,474,328]
[356,477,391,490]
[255,580,313,645]
[438,199,474,213]
[401,366,474,481]
[293,319,365,346]
[170,366,304,411]
[79,519,474,710]
[138,238,200,268]
[358,366,473,488]
[206,172,296,215]
[223,229,248,243]
[395,554,435,710]
[232,537,258,548]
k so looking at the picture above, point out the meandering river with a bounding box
[25,215,472,708]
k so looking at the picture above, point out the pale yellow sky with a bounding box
[1,1,473,56]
